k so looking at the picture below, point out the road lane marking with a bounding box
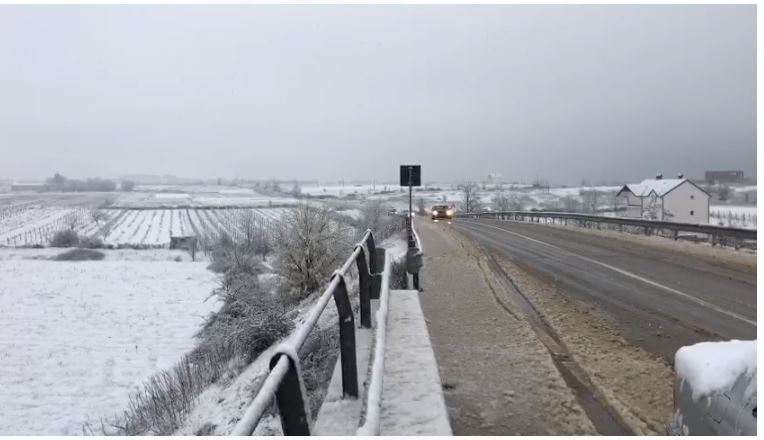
[456,220,757,327]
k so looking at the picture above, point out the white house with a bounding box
[616,175,710,224]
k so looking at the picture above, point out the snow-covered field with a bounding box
[0,207,291,247]
[709,206,757,229]
[0,258,220,435]
[112,188,297,208]
[298,183,395,197]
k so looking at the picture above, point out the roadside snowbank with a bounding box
[675,340,757,401]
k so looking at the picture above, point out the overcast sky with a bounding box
[0,5,756,185]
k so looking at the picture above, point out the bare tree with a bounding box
[291,184,302,198]
[492,193,510,212]
[236,210,271,258]
[91,210,107,225]
[643,194,661,219]
[580,189,600,213]
[507,194,523,211]
[360,199,385,235]
[562,196,581,212]
[459,182,482,213]
[274,203,351,299]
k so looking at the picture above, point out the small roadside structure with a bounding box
[616,174,710,224]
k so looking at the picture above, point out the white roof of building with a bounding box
[621,179,686,197]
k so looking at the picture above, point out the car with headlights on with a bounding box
[431,205,454,221]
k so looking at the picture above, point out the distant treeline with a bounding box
[44,173,134,192]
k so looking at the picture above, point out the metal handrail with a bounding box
[455,210,757,242]
[232,229,383,436]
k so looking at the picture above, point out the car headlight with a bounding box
[447,209,453,215]
[432,210,438,216]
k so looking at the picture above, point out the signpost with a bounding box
[400,165,422,289]
[400,165,421,243]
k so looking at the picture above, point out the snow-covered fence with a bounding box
[232,229,386,436]
[456,211,757,249]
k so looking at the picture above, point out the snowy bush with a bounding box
[50,229,104,248]
[274,202,352,300]
[50,229,80,247]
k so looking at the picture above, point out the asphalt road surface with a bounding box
[449,218,757,362]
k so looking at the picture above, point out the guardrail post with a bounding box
[366,231,378,273]
[331,273,359,398]
[270,353,311,435]
[371,248,385,299]
[355,246,372,328]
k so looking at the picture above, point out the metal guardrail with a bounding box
[455,211,757,247]
[232,229,385,436]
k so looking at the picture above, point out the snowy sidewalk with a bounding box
[314,290,451,435]
[379,290,452,435]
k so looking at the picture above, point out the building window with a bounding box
[690,210,694,215]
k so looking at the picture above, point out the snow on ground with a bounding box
[155,193,190,200]
[710,205,757,217]
[675,340,757,401]
[0,247,202,262]
[709,205,757,229]
[336,208,363,220]
[0,259,220,435]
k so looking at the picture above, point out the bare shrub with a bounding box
[274,203,352,300]
[299,327,339,417]
[95,344,232,435]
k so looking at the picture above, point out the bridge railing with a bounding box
[232,229,385,436]
[455,211,756,248]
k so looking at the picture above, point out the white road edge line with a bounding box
[457,219,757,327]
